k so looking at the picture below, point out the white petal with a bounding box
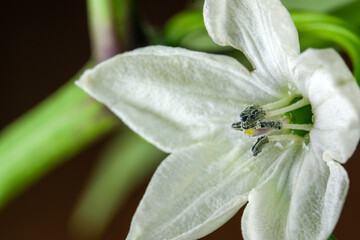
[242,146,348,240]
[287,147,349,240]
[77,46,278,152]
[204,0,300,88]
[291,48,360,163]
[127,140,298,240]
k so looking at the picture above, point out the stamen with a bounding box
[231,121,243,131]
[257,120,282,130]
[268,135,303,142]
[232,97,312,157]
[266,98,310,117]
[261,95,298,110]
[239,105,266,129]
[282,123,313,131]
[240,104,260,121]
[251,136,269,157]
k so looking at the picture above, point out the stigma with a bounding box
[232,96,313,157]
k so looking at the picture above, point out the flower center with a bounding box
[231,96,313,157]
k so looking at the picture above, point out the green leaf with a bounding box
[328,234,338,240]
[70,131,164,239]
[291,11,360,82]
[282,0,359,12]
[0,63,118,209]
[164,10,228,52]
[332,1,360,27]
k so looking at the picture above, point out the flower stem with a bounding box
[87,0,120,62]
[69,131,164,239]
[0,63,119,209]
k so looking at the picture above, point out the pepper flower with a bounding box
[76,0,360,239]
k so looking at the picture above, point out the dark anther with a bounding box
[257,120,282,130]
[231,122,243,131]
[251,136,269,157]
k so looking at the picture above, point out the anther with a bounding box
[232,97,312,157]
[240,104,260,121]
[251,136,269,157]
[239,104,266,129]
[231,122,243,131]
[257,120,282,130]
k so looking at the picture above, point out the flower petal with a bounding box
[242,146,348,240]
[286,147,349,240]
[291,48,360,163]
[204,0,300,87]
[127,140,298,240]
[76,46,278,152]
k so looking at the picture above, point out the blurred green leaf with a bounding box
[185,0,360,12]
[0,64,119,209]
[292,11,360,82]
[70,131,164,239]
[328,234,338,240]
[164,10,215,50]
[282,0,359,12]
[332,1,360,28]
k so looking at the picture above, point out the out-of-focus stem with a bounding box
[0,64,119,209]
[87,0,120,62]
[0,0,130,209]
[70,132,164,239]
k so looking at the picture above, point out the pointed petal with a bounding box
[204,0,300,87]
[77,46,278,152]
[242,146,349,240]
[127,140,298,240]
[291,48,360,163]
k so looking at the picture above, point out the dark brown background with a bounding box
[0,0,359,239]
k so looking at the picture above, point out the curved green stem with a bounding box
[0,0,129,209]
[0,64,119,209]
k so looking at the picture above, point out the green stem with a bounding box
[0,63,119,208]
[87,0,120,62]
[112,0,135,50]
[70,131,164,239]
[0,0,131,209]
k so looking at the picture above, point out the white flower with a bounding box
[76,0,360,239]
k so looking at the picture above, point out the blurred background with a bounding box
[0,0,359,239]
